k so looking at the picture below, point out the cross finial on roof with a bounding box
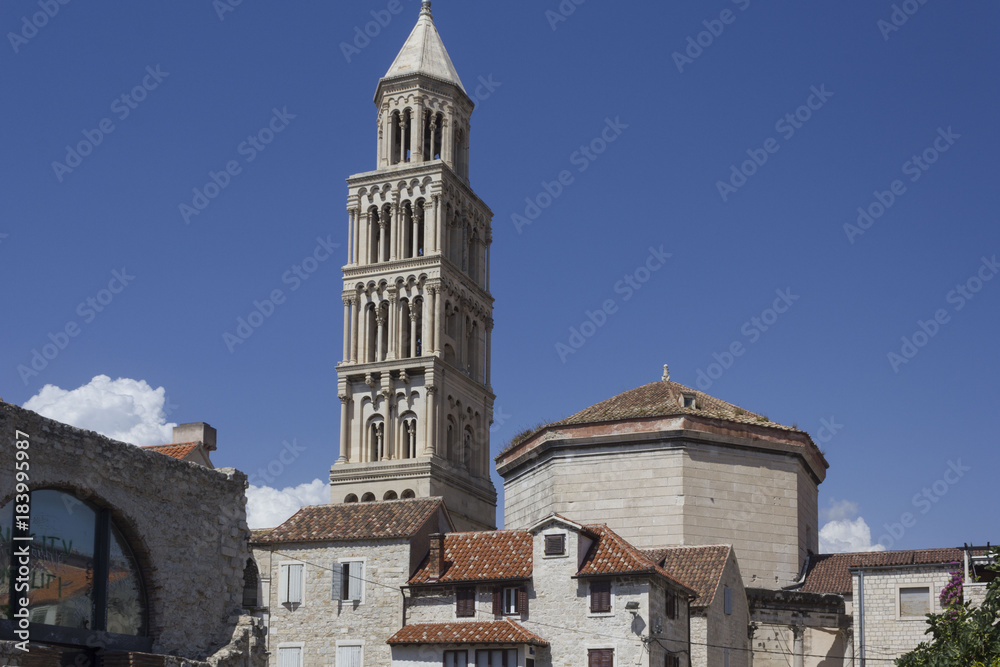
[421,1,432,17]
[662,364,670,382]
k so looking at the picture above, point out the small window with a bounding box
[456,587,476,617]
[492,586,527,616]
[588,648,614,667]
[590,580,612,614]
[665,655,680,667]
[336,644,362,667]
[332,561,365,602]
[724,647,730,667]
[682,394,696,409]
[900,587,930,617]
[278,646,302,667]
[724,585,733,615]
[665,591,677,619]
[444,650,469,667]
[476,649,517,667]
[279,563,304,605]
[545,533,566,556]
[243,559,259,608]
[344,494,358,503]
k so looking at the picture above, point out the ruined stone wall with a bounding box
[0,402,252,661]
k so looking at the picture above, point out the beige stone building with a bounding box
[330,0,496,532]
[0,401,265,666]
[250,497,453,667]
[496,368,828,591]
[392,514,699,667]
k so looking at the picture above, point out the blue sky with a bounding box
[2,0,997,546]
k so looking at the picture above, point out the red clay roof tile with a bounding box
[387,620,548,646]
[141,442,200,460]
[410,531,533,584]
[644,545,731,607]
[253,498,445,544]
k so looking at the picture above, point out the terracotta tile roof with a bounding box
[387,620,548,647]
[253,498,445,544]
[578,525,695,595]
[410,531,532,584]
[558,381,795,431]
[799,548,964,595]
[644,545,731,607]
[499,380,801,457]
[141,442,200,460]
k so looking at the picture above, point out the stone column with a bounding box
[426,285,438,355]
[435,285,444,354]
[390,204,400,261]
[425,385,437,456]
[350,296,360,363]
[342,297,352,362]
[399,116,408,164]
[410,307,419,359]
[442,114,453,166]
[337,391,350,464]
[376,220,386,264]
[390,293,400,360]
[353,208,362,265]
[433,195,442,254]
[376,306,386,362]
[412,205,421,257]
[383,387,394,460]
[792,626,804,667]
[412,98,425,162]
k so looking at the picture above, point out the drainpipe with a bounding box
[857,570,865,667]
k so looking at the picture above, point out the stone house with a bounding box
[250,497,453,667]
[141,422,218,468]
[0,401,265,666]
[391,514,698,667]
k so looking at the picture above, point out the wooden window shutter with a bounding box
[492,587,503,616]
[517,586,528,616]
[456,587,475,617]
[591,580,611,613]
[588,648,613,667]
[544,534,565,556]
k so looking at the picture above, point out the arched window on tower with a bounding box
[390,111,402,166]
[469,321,480,381]
[400,299,412,359]
[378,301,390,361]
[366,303,378,363]
[430,112,444,160]
[413,297,424,357]
[344,494,359,503]
[402,108,412,163]
[446,417,456,462]
[400,413,418,459]
[383,490,398,501]
[361,492,376,502]
[368,417,385,461]
[401,489,415,499]
[368,208,381,264]
[463,426,475,472]
[243,558,259,608]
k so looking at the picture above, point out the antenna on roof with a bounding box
[662,364,670,382]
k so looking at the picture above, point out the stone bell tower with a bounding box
[330,1,497,531]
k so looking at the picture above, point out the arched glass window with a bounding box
[1,489,147,641]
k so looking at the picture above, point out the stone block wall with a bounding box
[256,540,411,667]
[0,402,252,661]
[851,567,952,661]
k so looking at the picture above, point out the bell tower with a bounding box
[330,1,497,531]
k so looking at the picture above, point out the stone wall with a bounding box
[695,551,749,667]
[502,430,816,589]
[852,566,952,662]
[0,402,253,661]
[255,540,411,667]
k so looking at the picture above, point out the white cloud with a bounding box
[818,498,885,553]
[821,498,860,523]
[246,479,328,529]
[24,375,176,447]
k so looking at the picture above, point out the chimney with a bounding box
[172,422,217,452]
[662,364,670,382]
[427,533,445,581]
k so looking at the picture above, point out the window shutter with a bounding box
[337,645,361,667]
[517,587,528,616]
[456,587,475,617]
[492,588,503,616]
[278,647,301,667]
[544,534,565,555]
[331,562,343,600]
[724,585,733,615]
[278,565,289,604]
[347,561,364,601]
[287,564,303,604]
[591,581,611,613]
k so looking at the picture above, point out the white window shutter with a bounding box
[347,561,364,601]
[332,562,344,600]
[287,563,303,604]
[278,647,301,667]
[278,564,289,604]
[337,645,361,667]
